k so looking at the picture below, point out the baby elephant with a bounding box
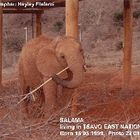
[18,35,85,119]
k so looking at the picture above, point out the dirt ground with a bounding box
[0,70,140,140]
[1,0,140,139]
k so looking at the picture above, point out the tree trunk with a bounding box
[66,0,79,40]
[123,0,133,90]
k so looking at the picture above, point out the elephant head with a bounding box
[36,36,85,88]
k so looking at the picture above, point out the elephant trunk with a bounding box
[60,57,84,88]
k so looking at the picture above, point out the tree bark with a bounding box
[123,0,133,89]
[66,0,79,40]
[36,13,42,37]
[0,4,2,86]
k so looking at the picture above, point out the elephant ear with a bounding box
[36,48,68,78]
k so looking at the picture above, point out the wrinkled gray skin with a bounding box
[19,35,85,119]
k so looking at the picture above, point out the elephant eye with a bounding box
[61,55,65,59]
[80,49,83,52]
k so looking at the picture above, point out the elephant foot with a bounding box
[21,110,31,121]
[44,105,58,121]
[20,110,30,126]
[21,102,32,121]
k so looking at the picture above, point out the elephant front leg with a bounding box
[43,80,58,120]
[22,86,30,118]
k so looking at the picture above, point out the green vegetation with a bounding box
[5,37,24,52]
[113,12,123,26]
[133,10,140,19]
[114,10,140,27]
[116,41,123,51]
[53,21,64,32]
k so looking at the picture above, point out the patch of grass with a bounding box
[53,21,64,32]
[114,10,140,27]
[113,12,123,27]
[5,37,24,52]
[133,10,140,19]
[116,41,123,51]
